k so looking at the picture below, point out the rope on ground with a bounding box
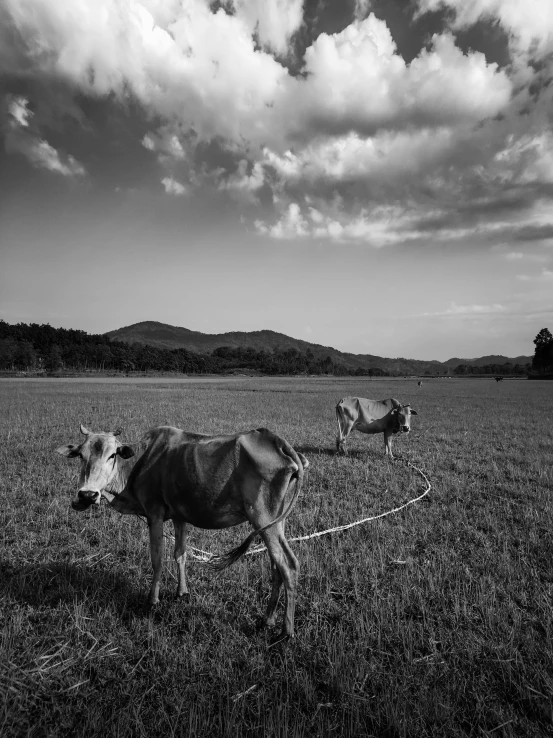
[184,455,431,563]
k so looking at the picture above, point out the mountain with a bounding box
[106,321,530,374]
[445,354,532,367]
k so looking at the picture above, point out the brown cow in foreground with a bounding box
[56,424,308,639]
[336,397,418,459]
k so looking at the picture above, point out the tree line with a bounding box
[0,320,385,376]
[453,363,529,376]
[1,320,548,377]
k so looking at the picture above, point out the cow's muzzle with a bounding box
[72,489,101,510]
[401,426,410,433]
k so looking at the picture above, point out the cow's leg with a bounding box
[336,415,354,455]
[147,516,164,605]
[384,430,394,459]
[265,557,283,627]
[173,520,189,598]
[260,522,299,638]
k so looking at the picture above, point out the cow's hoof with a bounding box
[268,632,292,648]
[254,617,267,632]
[175,591,190,602]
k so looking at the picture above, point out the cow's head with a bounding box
[56,425,135,510]
[391,404,418,433]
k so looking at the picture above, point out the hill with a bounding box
[106,321,528,375]
[445,354,532,367]
[106,321,445,374]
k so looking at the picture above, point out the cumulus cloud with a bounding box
[255,202,309,239]
[1,4,510,149]
[416,0,553,59]
[218,159,265,203]
[142,130,186,161]
[8,96,32,127]
[291,20,511,139]
[1,0,294,150]
[1,0,552,249]
[232,0,305,55]
[2,94,86,176]
[353,1,372,22]
[255,200,435,246]
[161,176,187,195]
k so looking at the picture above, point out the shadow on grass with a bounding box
[0,559,210,627]
[0,559,145,613]
[0,559,270,636]
[296,444,337,457]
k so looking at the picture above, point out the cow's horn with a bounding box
[80,424,91,436]
[112,428,123,437]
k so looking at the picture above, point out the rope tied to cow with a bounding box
[185,455,432,563]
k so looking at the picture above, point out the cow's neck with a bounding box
[102,458,134,503]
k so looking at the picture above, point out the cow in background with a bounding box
[336,398,418,459]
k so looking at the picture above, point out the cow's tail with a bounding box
[208,448,306,572]
[336,400,346,452]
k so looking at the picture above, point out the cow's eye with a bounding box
[108,453,116,460]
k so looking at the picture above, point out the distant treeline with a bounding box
[1,320,544,377]
[453,363,530,376]
[0,320,388,376]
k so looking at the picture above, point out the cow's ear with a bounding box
[410,409,418,416]
[56,444,80,458]
[117,445,135,459]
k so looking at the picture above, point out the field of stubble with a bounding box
[1,376,552,738]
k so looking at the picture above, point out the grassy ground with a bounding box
[1,376,552,737]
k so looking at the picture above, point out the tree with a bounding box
[0,338,17,369]
[45,344,64,371]
[15,341,37,370]
[532,328,553,373]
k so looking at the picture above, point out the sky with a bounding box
[1,0,552,361]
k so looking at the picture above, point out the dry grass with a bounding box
[1,376,552,737]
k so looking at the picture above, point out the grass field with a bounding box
[1,376,552,737]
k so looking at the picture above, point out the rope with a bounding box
[180,456,432,563]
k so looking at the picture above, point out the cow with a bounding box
[494,376,504,383]
[336,398,418,459]
[56,424,308,639]
[418,381,423,388]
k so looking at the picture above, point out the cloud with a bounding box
[142,130,186,161]
[1,0,551,249]
[353,0,372,22]
[1,5,510,150]
[2,94,86,176]
[501,250,550,262]
[516,268,553,282]
[255,200,436,246]
[255,202,309,239]
[8,96,32,127]
[161,176,187,195]
[217,159,265,203]
[419,302,508,318]
[416,0,553,60]
[291,21,511,140]
[232,0,305,55]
